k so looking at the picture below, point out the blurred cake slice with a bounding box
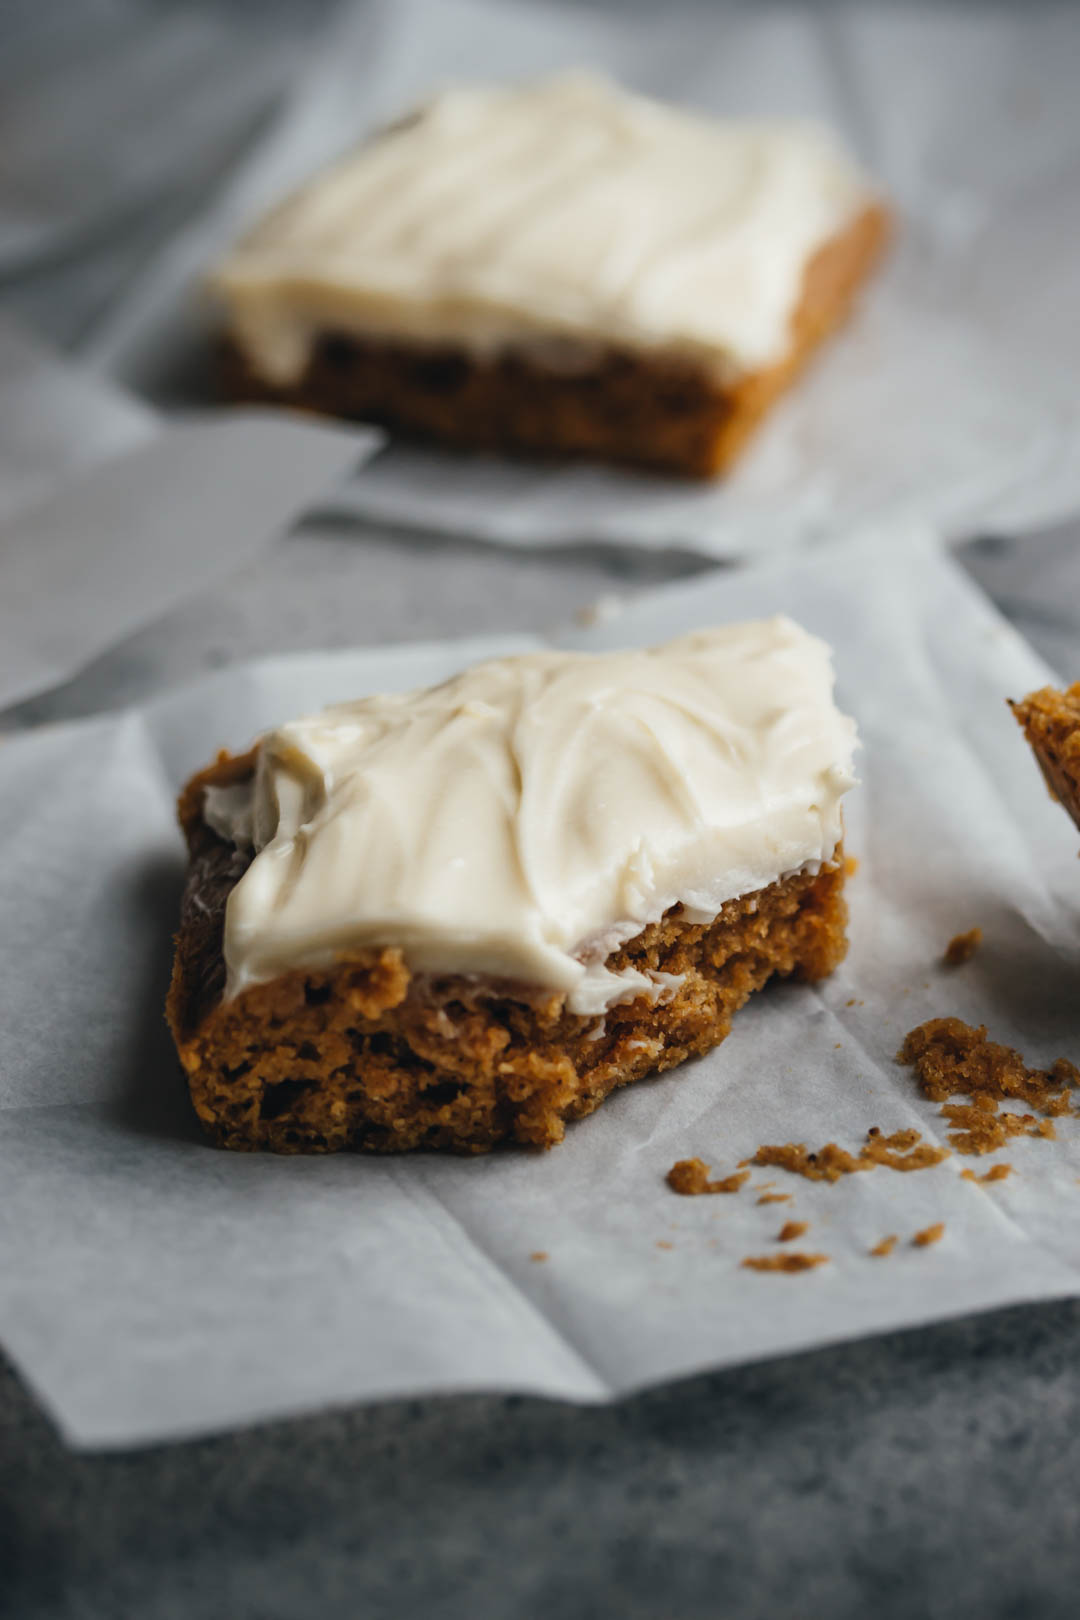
[213,74,889,478]
[1011,683,1080,834]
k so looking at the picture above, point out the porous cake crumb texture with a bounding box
[898,1018,1078,1155]
[168,798,848,1154]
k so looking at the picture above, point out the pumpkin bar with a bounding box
[1011,683,1080,834]
[213,74,889,479]
[167,620,857,1153]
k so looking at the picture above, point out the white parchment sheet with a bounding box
[0,405,380,711]
[3,532,1080,1450]
[88,0,1080,556]
[0,317,155,525]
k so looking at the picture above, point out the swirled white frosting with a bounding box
[213,74,875,387]
[203,620,857,1014]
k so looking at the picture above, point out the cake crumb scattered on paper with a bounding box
[656,1240,673,1251]
[898,1018,1079,1154]
[943,927,982,966]
[752,1127,948,1183]
[778,1220,808,1242]
[961,1164,1013,1184]
[869,1235,898,1258]
[912,1223,945,1248]
[742,1252,829,1273]
[757,1192,792,1205]
[667,1159,750,1196]
[529,1251,549,1263]
[845,856,859,877]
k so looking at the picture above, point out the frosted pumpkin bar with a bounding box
[166,620,857,1153]
[1011,683,1080,834]
[212,74,889,479]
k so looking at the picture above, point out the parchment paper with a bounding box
[0,317,155,524]
[0,407,381,711]
[3,531,1080,1450]
[87,0,1080,556]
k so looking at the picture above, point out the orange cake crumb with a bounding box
[666,1159,750,1197]
[656,1240,674,1251]
[943,928,982,966]
[845,856,859,877]
[742,1252,829,1273]
[912,1222,945,1248]
[778,1220,809,1242]
[961,1164,1013,1185]
[869,1235,898,1258]
[751,1127,948,1183]
[898,1018,1079,1154]
[529,1250,549,1263]
[756,1192,792,1205]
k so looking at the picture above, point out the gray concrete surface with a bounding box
[5,1297,1080,1620]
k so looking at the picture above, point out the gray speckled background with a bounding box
[3,3,1080,1615]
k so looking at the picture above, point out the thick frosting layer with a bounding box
[204,620,857,1015]
[214,74,875,386]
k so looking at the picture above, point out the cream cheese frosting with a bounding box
[203,619,857,1015]
[213,73,876,387]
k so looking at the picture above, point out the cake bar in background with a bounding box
[213,75,890,478]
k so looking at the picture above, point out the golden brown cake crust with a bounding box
[1010,683,1080,834]
[166,753,849,1154]
[220,203,890,480]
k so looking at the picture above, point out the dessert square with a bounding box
[213,75,890,479]
[1011,683,1080,833]
[167,621,857,1154]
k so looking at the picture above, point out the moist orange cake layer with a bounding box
[167,790,848,1155]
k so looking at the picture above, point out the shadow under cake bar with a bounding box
[1011,683,1080,833]
[213,75,890,479]
[167,621,857,1153]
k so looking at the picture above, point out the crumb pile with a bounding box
[750,1126,948,1182]
[898,1018,1079,1155]
[943,928,982,966]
